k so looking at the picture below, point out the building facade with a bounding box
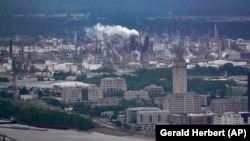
[96,97,120,106]
[163,92,203,114]
[81,85,103,102]
[210,96,248,114]
[137,110,169,125]
[213,112,250,125]
[61,87,82,103]
[172,42,187,94]
[126,107,161,123]
[100,77,127,93]
[124,90,150,101]
[168,113,214,125]
[143,85,164,94]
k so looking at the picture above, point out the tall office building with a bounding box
[163,41,203,114]
[172,41,187,94]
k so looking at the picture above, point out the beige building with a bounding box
[61,87,82,104]
[82,85,103,102]
[96,97,120,106]
[100,77,127,92]
[210,96,248,114]
[124,90,150,101]
[163,92,203,114]
[163,42,205,115]
[172,42,187,94]
[61,85,103,103]
[137,110,169,125]
[154,97,165,108]
[143,85,164,94]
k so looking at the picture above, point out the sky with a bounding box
[1,0,250,16]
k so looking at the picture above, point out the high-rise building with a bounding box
[172,41,187,94]
[163,41,203,114]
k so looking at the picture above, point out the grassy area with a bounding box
[230,90,246,97]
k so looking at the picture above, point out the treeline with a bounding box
[0,100,95,131]
[188,63,250,77]
[75,63,249,98]
[18,107,95,130]
[72,103,124,117]
[77,63,249,88]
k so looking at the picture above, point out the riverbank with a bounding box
[89,126,155,141]
[0,126,154,141]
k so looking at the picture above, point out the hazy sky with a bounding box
[1,0,250,16]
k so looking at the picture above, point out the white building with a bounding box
[213,112,250,125]
[126,107,161,123]
[137,110,169,125]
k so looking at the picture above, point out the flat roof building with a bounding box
[100,77,127,93]
[126,107,161,123]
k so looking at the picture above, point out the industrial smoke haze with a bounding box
[85,23,139,40]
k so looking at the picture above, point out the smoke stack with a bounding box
[214,24,218,38]
[248,73,250,112]
[9,39,13,59]
[21,45,24,59]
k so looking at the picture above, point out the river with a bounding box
[0,126,154,141]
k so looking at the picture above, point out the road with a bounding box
[92,117,117,129]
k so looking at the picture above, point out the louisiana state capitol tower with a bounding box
[172,41,187,94]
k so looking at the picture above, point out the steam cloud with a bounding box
[85,23,139,39]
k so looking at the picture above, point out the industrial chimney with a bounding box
[248,72,250,112]
[9,39,13,59]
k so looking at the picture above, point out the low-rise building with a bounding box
[210,96,248,114]
[154,97,165,108]
[61,85,103,104]
[100,77,127,93]
[213,112,250,125]
[163,92,203,114]
[124,90,150,101]
[126,107,161,123]
[137,110,169,125]
[82,85,103,102]
[61,87,82,104]
[143,85,164,94]
[168,113,215,125]
[96,97,120,106]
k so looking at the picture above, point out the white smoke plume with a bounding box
[85,23,139,40]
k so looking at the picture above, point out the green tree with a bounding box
[19,86,29,95]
